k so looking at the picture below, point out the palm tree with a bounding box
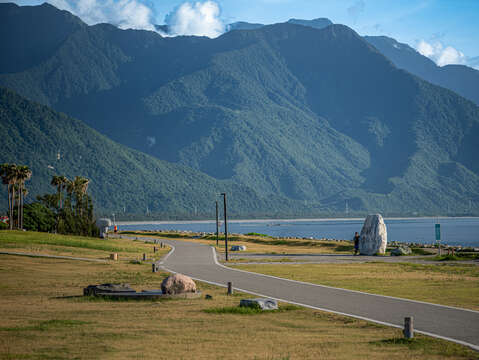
[59,176,68,208]
[51,175,67,209]
[70,176,90,216]
[16,166,32,229]
[65,177,74,203]
[0,163,18,230]
[0,164,10,223]
[78,177,90,197]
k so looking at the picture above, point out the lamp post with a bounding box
[215,201,219,247]
[221,193,228,261]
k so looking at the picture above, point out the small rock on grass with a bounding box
[240,298,278,310]
[391,246,412,256]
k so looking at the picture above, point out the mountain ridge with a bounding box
[226,18,479,107]
[1,3,478,216]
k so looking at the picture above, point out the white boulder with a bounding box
[359,214,387,255]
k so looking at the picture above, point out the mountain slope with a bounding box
[0,87,310,218]
[1,4,479,215]
[364,36,479,106]
[0,3,85,74]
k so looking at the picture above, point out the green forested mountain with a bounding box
[364,36,479,106]
[0,87,313,218]
[1,3,479,216]
[0,2,85,74]
[227,20,479,107]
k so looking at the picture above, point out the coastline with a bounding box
[117,216,479,226]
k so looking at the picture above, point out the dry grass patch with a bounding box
[121,231,354,255]
[234,262,479,311]
[0,251,478,359]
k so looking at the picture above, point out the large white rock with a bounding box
[161,274,197,295]
[359,214,387,255]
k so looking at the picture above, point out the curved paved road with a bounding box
[155,238,479,350]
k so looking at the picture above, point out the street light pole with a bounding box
[221,193,228,261]
[215,201,219,247]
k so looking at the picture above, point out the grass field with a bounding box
[120,231,437,258]
[0,230,168,261]
[120,231,358,255]
[0,231,478,359]
[234,262,479,311]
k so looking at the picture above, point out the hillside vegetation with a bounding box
[0,87,311,217]
[1,3,478,216]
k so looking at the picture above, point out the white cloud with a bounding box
[165,1,225,38]
[417,39,466,67]
[48,0,156,31]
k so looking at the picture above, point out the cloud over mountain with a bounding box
[48,0,155,31]
[46,0,225,38]
[165,1,224,38]
[417,39,466,66]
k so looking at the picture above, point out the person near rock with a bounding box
[353,232,360,255]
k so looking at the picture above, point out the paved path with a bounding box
[155,238,479,350]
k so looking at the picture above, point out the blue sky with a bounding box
[5,0,479,66]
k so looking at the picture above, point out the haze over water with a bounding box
[119,217,479,247]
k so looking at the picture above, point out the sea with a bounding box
[118,217,479,247]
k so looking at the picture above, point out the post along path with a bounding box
[152,238,479,350]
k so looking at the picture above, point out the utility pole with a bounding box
[221,193,228,261]
[215,201,219,247]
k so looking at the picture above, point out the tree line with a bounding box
[1,163,98,236]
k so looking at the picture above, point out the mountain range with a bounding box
[227,19,479,107]
[1,2,478,217]
[0,86,311,218]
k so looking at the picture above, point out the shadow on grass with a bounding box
[76,295,175,302]
[371,337,479,358]
[334,245,354,252]
[431,254,479,261]
[121,231,184,239]
[53,295,175,303]
[204,304,300,315]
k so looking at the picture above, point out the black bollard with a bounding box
[142,253,147,261]
[227,281,233,295]
[152,263,157,273]
[403,317,414,339]
[154,247,157,253]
